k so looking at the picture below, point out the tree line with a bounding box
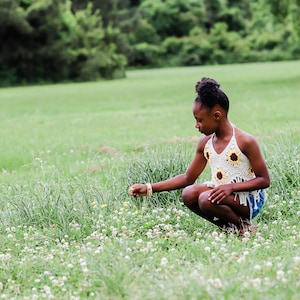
[0,0,299,86]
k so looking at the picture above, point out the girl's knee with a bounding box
[182,185,210,207]
[198,191,212,213]
[182,186,196,206]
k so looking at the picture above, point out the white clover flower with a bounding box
[79,258,88,273]
[211,252,217,260]
[237,256,246,264]
[160,257,168,266]
[146,241,153,250]
[253,265,261,271]
[251,277,261,287]
[265,261,273,267]
[208,278,223,289]
[164,224,173,231]
[204,246,210,253]
[42,285,51,293]
[212,231,219,238]
[242,237,250,243]
[276,270,285,280]
[293,256,300,263]
[136,239,143,245]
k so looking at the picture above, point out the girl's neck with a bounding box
[214,120,233,138]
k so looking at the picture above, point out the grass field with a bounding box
[0,61,300,299]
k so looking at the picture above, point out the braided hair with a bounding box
[195,77,229,111]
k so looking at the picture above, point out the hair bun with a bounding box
[195,77,220,95]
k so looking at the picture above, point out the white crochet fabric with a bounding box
[203,125,260,208]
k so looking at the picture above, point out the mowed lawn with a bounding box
[1,60,299,179]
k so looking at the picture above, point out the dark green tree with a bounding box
[0,0,126,86]
[140,0,205,37]
[0,0,33,85]
[265,0,300,37]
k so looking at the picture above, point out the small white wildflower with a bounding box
[237,256,246,264]
[265,261,273,267]
[160,257,168,266]
[242,237,250,243]
[263,224,268,230]
[276,270,285,280]
[43,285,51,293]
[293,256,300,263]
[208,278,223,288]
[253,265,261,271]
[251,277,261,286]
[204,246,210,253]
[136,239,143,245]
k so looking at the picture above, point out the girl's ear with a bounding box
[213,110,222,120]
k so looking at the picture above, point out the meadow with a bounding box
[0,61,300,299]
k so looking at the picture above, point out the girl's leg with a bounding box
[182,184,231,228]
[197,190,250,228]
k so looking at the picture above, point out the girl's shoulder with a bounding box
[235,128,258,152]
[196,135,213,152]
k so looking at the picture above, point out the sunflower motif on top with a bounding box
[215,168,227,184]
[226,148,242,166]
[204,145,211,162]
[248,166,255,177]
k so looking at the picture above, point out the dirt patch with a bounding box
[98,146,119,155]
[87,165,107,173]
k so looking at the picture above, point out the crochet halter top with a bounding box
[203,125,258,206]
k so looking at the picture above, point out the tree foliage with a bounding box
[265,0,300,37]
[0,0,126,86]
[0,0,299,86]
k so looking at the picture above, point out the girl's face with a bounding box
[193,101,218,135]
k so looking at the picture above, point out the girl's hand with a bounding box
[208,184,234,204]
[129,184,147,197]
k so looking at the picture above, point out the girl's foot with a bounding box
[238,221,258,237]
[219,221,258,237]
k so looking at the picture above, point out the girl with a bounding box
[129,77,270,235]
